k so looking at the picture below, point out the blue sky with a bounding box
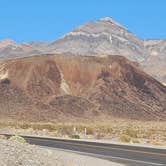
[0,0,165,43]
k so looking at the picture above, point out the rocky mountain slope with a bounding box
[50,17,145,61]
[0,39,43,59]
[0,17,165,85]
[143,40,166,85]
[49,18,166,85]
[0,54,165,121]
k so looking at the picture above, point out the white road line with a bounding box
[43,147,164,166]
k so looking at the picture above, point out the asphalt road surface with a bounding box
[2,134,166,166]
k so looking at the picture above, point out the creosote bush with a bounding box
[125,127,138,138]
[70,135,80,139]
[119,135,131,143]
[131,138,140,143]
[9,135,27,143]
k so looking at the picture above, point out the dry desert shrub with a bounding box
[119,135,131,143]
[0,135,7,140]
[9,135,27,143]
[131,138,140,143]
[124,127,138,138]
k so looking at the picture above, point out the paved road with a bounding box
[2,134,166,166]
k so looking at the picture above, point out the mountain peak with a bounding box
[99,17,124,28]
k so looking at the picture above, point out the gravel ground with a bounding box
[0,140,123,166]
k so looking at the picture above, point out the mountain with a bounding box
[49,17,145,61]
[0,17,166,85]
[0,54,165,122]
[0,39,43,59]
[49,17,166,85]
[143,40,166,85]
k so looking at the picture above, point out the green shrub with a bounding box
[9,135,27,143]
[119,135,131,143]
[71,134,80,139]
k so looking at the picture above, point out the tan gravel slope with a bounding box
[0,140,123,166]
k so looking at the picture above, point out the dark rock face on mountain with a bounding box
[0,54,165,121]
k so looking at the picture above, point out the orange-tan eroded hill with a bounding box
[0,54,165,122]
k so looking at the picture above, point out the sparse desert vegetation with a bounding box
[0,119,165,146]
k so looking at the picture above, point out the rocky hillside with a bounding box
[0,54,165,121]
[50,18,166,85]
[0,17,165,85]
[50,17,145,61]
[143,40,166,85]
[0,39,43,59]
